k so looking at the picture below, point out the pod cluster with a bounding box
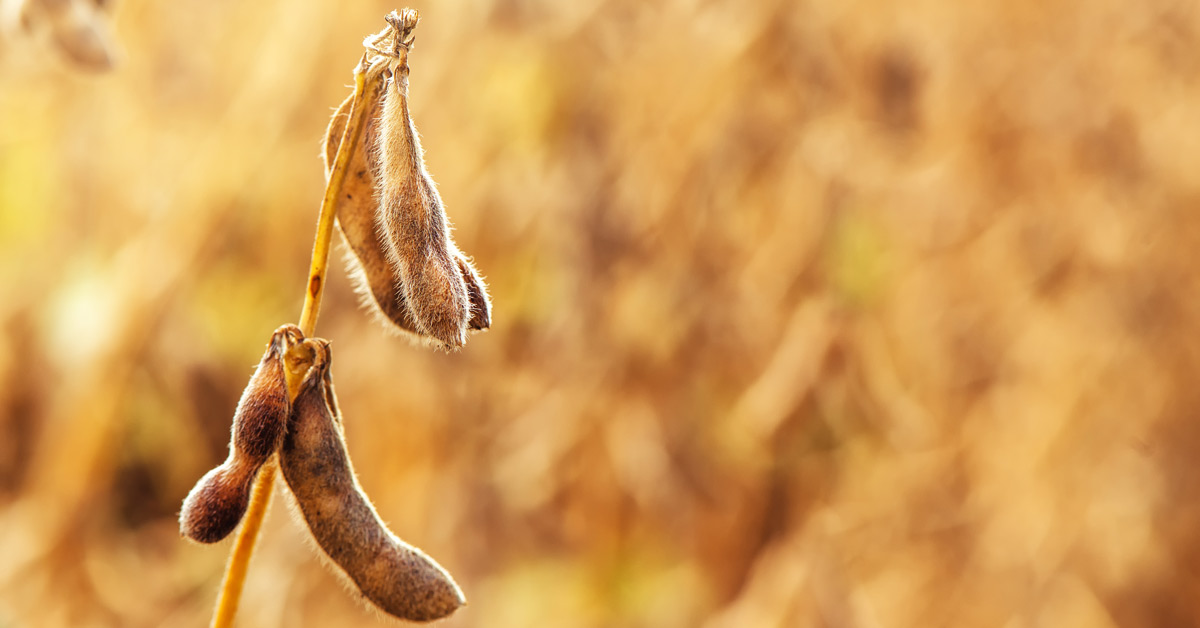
[180,11,480,623]
[179,326,465,622]
[325,9,492,350]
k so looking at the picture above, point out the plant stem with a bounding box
[207,460,275,628]
[208,55,377,628]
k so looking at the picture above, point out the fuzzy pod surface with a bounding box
[371,11,480,348]
[179,325,299,543]
[324,51,491,345]
[280,339,465,621]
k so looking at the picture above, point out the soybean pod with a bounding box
[180,324,300,544]
[279,340,465,622]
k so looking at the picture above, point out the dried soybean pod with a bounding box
[322,68,427,340]
[325,98,492,337]
[455,249,491,330]
[280,340,465,621]
[375,10,472,348]
[179,324,301,544]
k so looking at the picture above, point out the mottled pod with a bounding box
[374,10,473,349]
[280,340,465,621]
[179,324,300,543]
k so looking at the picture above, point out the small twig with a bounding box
[208,54,381,628]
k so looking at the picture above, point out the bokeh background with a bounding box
[2,0,1199,626]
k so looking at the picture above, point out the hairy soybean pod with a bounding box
[325,74,492,338]
[457,251,491,331]
[280,340,465,621]
[323,69,427,340]
[324,16,493,346]
[375,10,472,349]
[179,325,300,544]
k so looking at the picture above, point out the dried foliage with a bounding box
[2,0,1200,627]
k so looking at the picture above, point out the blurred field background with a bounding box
[1,0,1199,626]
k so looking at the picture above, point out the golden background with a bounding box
[1,0,1198,626]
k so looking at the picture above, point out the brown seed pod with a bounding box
[322,68,426,341]
[323,51,492,344]
[456,250,491,331]
[374,10,473,349]
[280,339,465,622]
[179,324,301,544]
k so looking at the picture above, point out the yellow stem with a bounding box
[208,56,378,628]
[207,461,275,628]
